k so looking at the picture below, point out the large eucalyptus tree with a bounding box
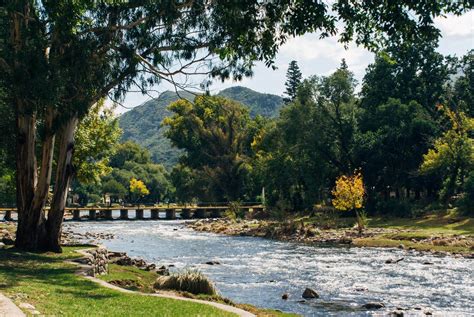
[0,0,470,252]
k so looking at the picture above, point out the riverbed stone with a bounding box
[156,265,170,276]
[362,302,385,309]
[281,293,289,300]
[2,233,15,245]
[302,288,319,299]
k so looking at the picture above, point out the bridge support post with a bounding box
[151,209,159,220]
[4,210,12,221]
[181,208,191,219]
[165,209,176,220]
[73,209,81,221]
[104,209,113,220]
[120,209,129,220]
[253,207,264,214]
[194,209,206,219]
[89,209,97,220]
[210,208,222,218]
[136,209,144,220]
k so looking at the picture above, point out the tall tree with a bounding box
[255,62,359,210]
[284,60,303,102]
[0,1,468,251]
[165,96,256,201]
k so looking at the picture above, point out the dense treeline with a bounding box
[167,49,473,216]
[0,1,471,251]
[1,49,472,217]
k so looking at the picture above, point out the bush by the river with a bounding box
[154,270,217,295]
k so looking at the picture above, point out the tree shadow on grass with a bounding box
[0,247,118,301]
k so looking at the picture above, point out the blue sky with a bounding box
[116,12,473,114]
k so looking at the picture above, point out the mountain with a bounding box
[119,86,284,168]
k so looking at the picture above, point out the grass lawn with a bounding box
[98,264,296,317]
[270,209,473,254]
[0,246,236,316]
[355,210,473,253]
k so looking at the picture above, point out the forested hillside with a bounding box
[119,87,284,167]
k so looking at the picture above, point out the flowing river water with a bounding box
[66,219,474,316]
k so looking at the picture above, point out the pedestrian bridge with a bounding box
[0,205,264,221]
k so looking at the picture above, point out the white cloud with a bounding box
[280,34,368,65]
[435,12,474,37]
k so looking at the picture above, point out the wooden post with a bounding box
[104,209,113,220]
[89,209,97,220]
[73,209,81,221]
[180,208,191,219]
[165,209,176,220]
[120,209,129,220]
[4,210,13,221]
[150,209,159,220]
[136,209,144,220]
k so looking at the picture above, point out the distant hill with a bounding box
[119,86,284,168]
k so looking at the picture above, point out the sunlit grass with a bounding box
[0,246,236,316]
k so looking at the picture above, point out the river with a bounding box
[66,220,474,316]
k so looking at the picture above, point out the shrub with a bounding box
[227,201,246,218]
[154,270,217,296]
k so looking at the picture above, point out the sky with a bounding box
[116,12,473,115]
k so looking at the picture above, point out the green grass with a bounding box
[370,213,474,235]
[0,246,236,316]
[99,264,158,293]
[102,262,297,317]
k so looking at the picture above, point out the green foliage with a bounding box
[74,101,122,184]
[0,172,15,206]
[103,142,173,204]
[255,61,359,210]
[119,87,283,168]
[164,95,259,202]
[284,60,302,103]
[461,171,474,214]
[102,179,127,202]
[420,106,474,201]
[451,50,474,117]
[357,98,436,202]
[375,199,413,218]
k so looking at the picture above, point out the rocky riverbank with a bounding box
[187,218,474,258]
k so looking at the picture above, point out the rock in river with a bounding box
[302,288,319,299]
[362,302,385,309]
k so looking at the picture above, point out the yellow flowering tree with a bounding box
[332,172,366,234]
[129,178,150,203]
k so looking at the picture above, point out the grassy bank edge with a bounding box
[0,244,239,317]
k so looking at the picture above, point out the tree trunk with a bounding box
[45,117,78,252]
[15,106,56,251]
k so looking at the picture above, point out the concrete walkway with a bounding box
[73,249,255,317]
[0,293,25,317]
